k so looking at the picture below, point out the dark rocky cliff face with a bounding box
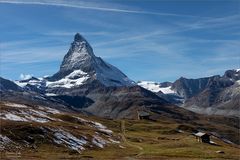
[171,69,240,117]
[138,69,239,117]
[172,75,227,99]
[0,77,23,92]
[171,69,239,100]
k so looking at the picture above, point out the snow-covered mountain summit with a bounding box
[16,33,135,89]
[59,33,95,74]
[50,33,135,87]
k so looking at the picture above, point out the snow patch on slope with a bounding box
[53,129,87,152]
[73,116,113,135]
[236,80,240,85]
[90,121,113,135]
[92,135,108,148]
[0,134,12,150]
[14,81,28,88]
[0,103,62,123]
[0,111,50,123]
[0,113,28,122]
[38,106,61,114]
[24,115,49,123]
[14,78,43,88]
[46,69,89,88]
[138,81,175,94]
[45,93,58,96]
[15,69,90,89]
[4,102,28,108]
[159,86,175,94]
[138,81,162,92]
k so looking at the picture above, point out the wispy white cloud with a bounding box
[202,42,240,63]
[0,39,47,48]
[1,45,68,64]
[0,0,209,18]
[92,13,239,48]
[20,73,32,80]
[175,14,240,31]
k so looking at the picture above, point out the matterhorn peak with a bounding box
[50,33,135,87]
[58,33,95,73]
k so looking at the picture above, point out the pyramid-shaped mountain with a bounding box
[49,33,135,87]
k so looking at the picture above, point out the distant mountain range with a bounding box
[138,69,240,117]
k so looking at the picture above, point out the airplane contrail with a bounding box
[0,0,208,18]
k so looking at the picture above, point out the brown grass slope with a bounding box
[0,101,239,160]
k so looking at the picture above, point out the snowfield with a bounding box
[159,86,175,94]
[138,81,175,94]
[46,69,90,88]
[138,81,162,92]
[15,69,90,89]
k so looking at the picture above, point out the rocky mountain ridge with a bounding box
[138,69,240,117]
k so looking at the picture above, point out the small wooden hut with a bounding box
[137,111,150,120]
[194,132,210,143]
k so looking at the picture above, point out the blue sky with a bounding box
[0,0,239,82]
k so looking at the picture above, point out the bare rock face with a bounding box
[177,69,240,117]
[172,69,239,100]
[183,79,240,117]
[139,69,240,117]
